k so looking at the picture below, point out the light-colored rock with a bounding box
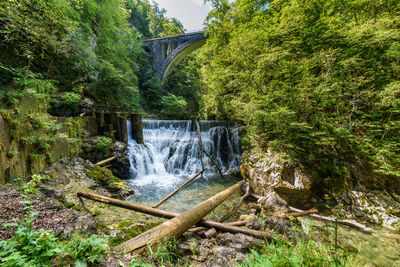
[340,186,400,230]
[241,150,313,207]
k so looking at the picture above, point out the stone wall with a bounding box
[0,114,84,184]
[0,99,143,184]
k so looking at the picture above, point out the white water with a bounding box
[125,120,241,204]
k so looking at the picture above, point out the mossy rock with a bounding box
[108,221,161,246]
[86,166,133,196]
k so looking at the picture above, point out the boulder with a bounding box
[241,150,313,207]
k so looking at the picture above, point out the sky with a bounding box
[152,0,212,31]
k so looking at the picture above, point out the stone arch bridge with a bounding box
[144,31,207,80]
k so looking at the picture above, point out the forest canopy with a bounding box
[0,0,187,112]
[200,0,400,180]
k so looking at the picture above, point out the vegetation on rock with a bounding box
[200,0,400,186]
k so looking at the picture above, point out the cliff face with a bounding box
[0,113,84,184]
[241,149,400,230]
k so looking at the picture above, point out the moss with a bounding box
[108,222,160,246]
[86,166,131,193]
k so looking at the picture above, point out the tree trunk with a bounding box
[153,169,205,208]
[95,156,117,166]
[193,118,224,177]
[77,190,280,241]
[115,181,244,254]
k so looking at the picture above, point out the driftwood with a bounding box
[116,181,244,254]
[95,155,117,166]
[279,208,318,219]
[220,183,251,222]
[288,207,373,232]
[226,219,253,226]
[77,190,279,241]
[188,227,207,232]
[250,194,372,232]
[193,118,224,177]
[153,169,206,208]
[199,228,217,239]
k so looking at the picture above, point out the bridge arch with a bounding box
[145,31,207,80]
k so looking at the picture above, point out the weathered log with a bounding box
[77,191,279,240]
[288,207,372,232]
[188,227,207,232]
[199,228,217,239]
[193,118,224,177]
[226,219,253,226]
[153,169,205,208]
[279,208,318,219]
[220,183,251,222]
[116,181,244,254]
[250,194,372,231]
[95,155,117,166]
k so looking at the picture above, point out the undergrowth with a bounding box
[0,174,109,266]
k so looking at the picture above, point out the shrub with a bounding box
[160,93,188,118]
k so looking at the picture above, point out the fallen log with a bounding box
[153,169,206,208]
[279,208,318,219]
[77,190,280,241]
[188,227,207,232]
[288,207,373,232]
[226,219,253,226]
[250,194,372,232]
[199,228,217,239]
[220,183,251,222]
[95,155,117,166]
[116,181,244,254]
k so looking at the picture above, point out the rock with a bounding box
[241,150,313,206]
[338,185,400,230]
[257,191,288,213]
[216,233,258,251]
[79,97,94,113]
[109,142,131,180]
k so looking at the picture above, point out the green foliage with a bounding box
[162,52,204,117]
[86,165,130,193]
[51,92,81,110]
[201,0,400,182]
[63,234,109,265]
[146,238,178,266]
[160,93,188,118]
[240,238,357,267]
[0,174,109,266]
[89,136,113,154]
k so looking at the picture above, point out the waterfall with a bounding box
[126,120,241,190]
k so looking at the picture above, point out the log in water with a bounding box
[116,181,244,254]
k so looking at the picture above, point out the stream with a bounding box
[123,119,400,265]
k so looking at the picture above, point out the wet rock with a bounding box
[86,165,134,197]
[241,150,313,206]
[339,185,400,230]
[109,142,130,180]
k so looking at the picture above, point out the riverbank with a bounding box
[3,157,399,266]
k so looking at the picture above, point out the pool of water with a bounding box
[126,174,243,221]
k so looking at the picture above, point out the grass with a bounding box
[239,235,362,267]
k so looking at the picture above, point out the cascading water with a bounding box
[125,120,242,210]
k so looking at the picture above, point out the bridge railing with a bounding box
[144,29,205,42]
